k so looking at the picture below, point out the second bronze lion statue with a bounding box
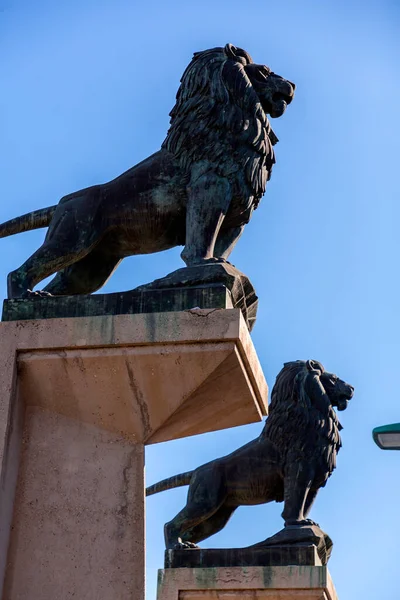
[0,43,295,298]
[146,360,354,549]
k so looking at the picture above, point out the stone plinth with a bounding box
[157,566,338,600]
[165,545,322,569]
[0,309,267,600]
[2,285,232,323]
[135,263,258,331]
[2,264,259,332]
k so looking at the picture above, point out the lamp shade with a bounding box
[373,423,400,450]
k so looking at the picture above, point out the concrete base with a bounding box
[3,410,145,600]
[0,309,267,600]
[157,566,338,600]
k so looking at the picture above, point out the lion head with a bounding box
[223,44,295,119]
[262,359,354,479]
[162,44,295,208]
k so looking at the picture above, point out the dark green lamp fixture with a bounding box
[373,423,400,450]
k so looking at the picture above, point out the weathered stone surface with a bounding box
[156,566,338,600]
[3,409,145,600]
[0,310,268,598]
[135,262,258,330]
[1,310,267,444]
[165,544,321,569]
[2,284,232,323]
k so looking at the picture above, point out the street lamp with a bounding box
[372,423,400,450]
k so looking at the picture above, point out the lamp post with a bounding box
[372,423,400,450]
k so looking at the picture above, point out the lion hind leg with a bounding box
[44,250,121,296]
[7,244,89,299]
[6,207,108,298]
[164,474,226,549]
[181,505,236,545]
[164,504,214,550]
[7,226,102,298]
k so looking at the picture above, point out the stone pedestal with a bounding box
[3,263,258,332]
[157,566,338,600]
[165,544,323,569]
[0,309,267,600]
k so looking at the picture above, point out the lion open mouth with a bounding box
[336,392,353,411]
[337,398,348,411]
[269,91,294,118]
[266,88,295,119]
[273,91,293,106]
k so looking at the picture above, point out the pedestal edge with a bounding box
[157,566,337,600]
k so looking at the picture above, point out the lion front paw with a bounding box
[194,258,226,265]
[181,253,230,267]
[303,518,320,527]
[175,538,199,549]
[25,289,53,298]
[285,518,319,528]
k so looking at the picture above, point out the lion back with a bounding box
[261,361,342,487]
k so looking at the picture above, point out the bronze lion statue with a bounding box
[1,44,295,298]
[146,360,354,549]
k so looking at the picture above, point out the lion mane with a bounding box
[262,360,342,487]
[163,44,277,216]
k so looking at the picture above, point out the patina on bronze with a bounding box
[0,44,294,299]
[146,360,354,561]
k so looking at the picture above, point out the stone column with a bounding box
[156,566,338,600]
[0,309,267,600]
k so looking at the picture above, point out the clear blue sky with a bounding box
[2,1,400,598]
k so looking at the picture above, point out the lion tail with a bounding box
[146,471,194,497]
[0,206,57,239]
